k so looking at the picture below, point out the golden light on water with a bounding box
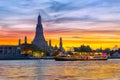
[0,60,120,80]
[64,64,120,79]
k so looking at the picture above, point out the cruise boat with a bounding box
[55,52,108,61]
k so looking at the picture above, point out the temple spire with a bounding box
[49,40,52,47]
[18,39,21,46]
[38,13,41,24]
[59,37,62,49]
[24,36,27,44]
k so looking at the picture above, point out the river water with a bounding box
[0,59,119,80]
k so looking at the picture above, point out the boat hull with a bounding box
[54,57,108,61]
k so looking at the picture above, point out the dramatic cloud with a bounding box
[0,0,120,48]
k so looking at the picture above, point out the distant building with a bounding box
[0,45,17,54]
[111,52,120,58]
[112,45,119,51]
[0,45,21,57]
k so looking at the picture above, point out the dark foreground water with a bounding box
[0,59,119,80]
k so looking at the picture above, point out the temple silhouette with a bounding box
[32,14,49,52]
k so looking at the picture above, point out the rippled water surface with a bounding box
[0,59,119,80]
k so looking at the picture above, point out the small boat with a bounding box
[54,56,108,61]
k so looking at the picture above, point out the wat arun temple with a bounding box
[32,14,64,55]
[32,14,49,51]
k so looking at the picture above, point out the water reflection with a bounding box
[0,60,119,80]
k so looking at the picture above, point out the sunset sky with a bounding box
[0,0,120,49]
